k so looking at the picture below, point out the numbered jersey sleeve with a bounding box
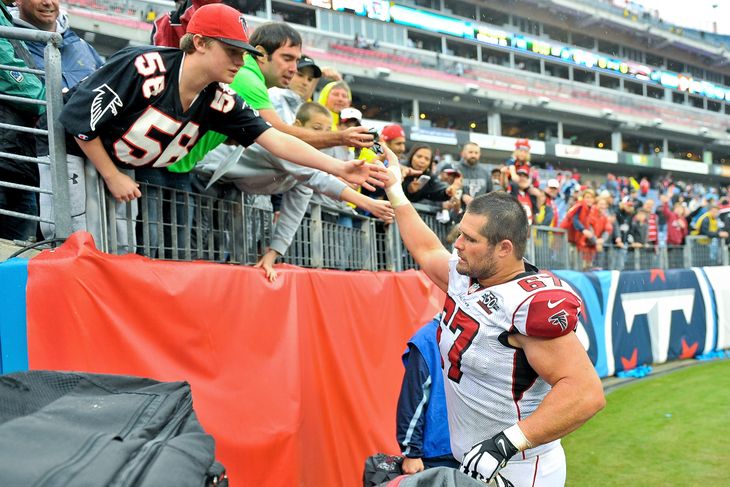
[59,46,152,141]
[512,287,582,338]
[207,87,272,148]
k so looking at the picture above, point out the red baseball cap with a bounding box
[515,138,531,150]
[186,4,261,57]
[380,124,405,142]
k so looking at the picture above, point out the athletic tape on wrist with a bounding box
[385,185,410,208]
[503,424,533,452]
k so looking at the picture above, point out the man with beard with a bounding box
[455,142,492,207]
[380,151,605,487]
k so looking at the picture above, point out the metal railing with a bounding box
[91,178,730,273]
[567,237,729,271]
[0,26,71,241]
[528,226,570,270]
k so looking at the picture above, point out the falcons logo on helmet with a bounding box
[548,309,569,332]
[90,84,123,131]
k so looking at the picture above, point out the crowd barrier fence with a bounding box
[87,187,730,274]
[0,26,71,240]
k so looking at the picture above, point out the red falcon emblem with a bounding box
[548,309,569,332]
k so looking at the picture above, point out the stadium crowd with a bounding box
[1,0,729,276]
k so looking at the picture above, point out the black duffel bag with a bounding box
[0,370,226,486]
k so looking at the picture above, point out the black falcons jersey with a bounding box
[59,46,271,170]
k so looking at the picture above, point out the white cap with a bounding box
[547,179,560,189]
[339,107,362,123]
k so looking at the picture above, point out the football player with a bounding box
[381,151,605,486]
[59,3,385,202]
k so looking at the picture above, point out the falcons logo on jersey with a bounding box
[548,309,569,332]
[90,84,123,131]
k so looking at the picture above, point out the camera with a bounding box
[368,128,384,156]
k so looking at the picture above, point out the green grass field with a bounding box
[563,360,730,486]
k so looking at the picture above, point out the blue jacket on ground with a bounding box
[396,318,452,460]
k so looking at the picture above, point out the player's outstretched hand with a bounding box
[105,172,141,202]
[340,126,374,148]
[460,432,518,484]
[382,147,403,188]
[364,198,394,223]
[254,249,279,283]
[342,158,387,191]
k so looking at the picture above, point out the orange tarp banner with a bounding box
[26,232,444,486]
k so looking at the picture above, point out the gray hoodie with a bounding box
[198,140,347,256]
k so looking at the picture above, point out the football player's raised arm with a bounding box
[510,331,605,446]
[382,148,450,292]
[75,138,141,202]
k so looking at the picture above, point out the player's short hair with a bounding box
[467,192,529,259]
[179,33,214,54]
[295,102,330,125]
[249,22,302,58]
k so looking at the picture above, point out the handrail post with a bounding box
[44,33,72,238]
[310,204,323,268]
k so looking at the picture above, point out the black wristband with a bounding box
[491,431,519,463]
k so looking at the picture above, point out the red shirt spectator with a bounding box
[560,189,595,244]
[660,196,688,245]
[151,0,221,48]
[643,199,658,245]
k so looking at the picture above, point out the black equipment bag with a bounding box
[0,370,227,486]
[363,453,403,486]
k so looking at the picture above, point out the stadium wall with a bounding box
[0,232,727,486]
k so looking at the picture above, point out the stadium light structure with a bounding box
[374,67,391,79]
[465,83,479,94]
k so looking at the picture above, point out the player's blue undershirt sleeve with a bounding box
[396,345,431,458]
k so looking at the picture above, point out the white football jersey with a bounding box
[438,253,582,461]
